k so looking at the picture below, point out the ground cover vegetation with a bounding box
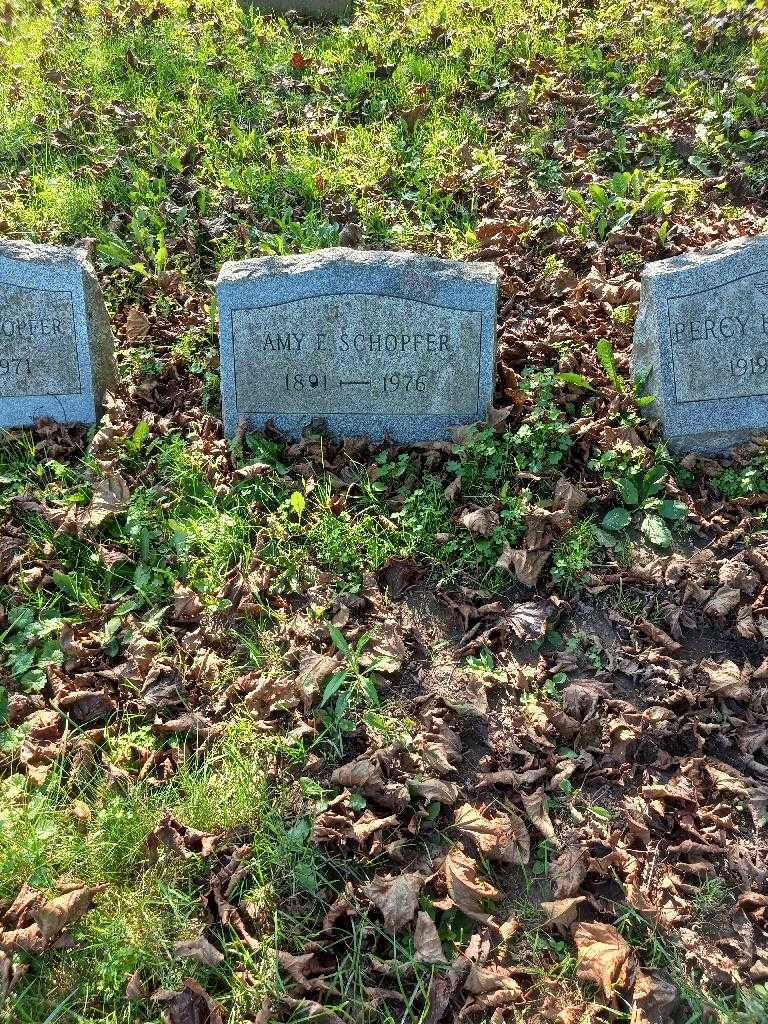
[1,0,768,1021]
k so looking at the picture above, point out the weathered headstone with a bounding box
[634,235,768,453]
[238,0,351,19]
[0,240,114,429]
[217,248,498,442]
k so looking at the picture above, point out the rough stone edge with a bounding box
[0,238,84,269]
[79,256,116,415]
[641,233,768,280]
[631,275,664,429]
[216,248,500,287]
[662,427,768,455]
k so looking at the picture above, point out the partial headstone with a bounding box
[238,0,350,19]
[0,240,115,429]
[216,248,498,442]
[634,235,768,453]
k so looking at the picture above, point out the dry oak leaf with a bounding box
[363,872,423,932]
[505,548,551,588]
[705,762,750,796]
[458,507,499,537]
[419,725,462,776]
[439,847,500,924]
[172,583,204,624]
[33,883,108,943]
[172,936,224,967]
[85,474,131,526]
[352,810,398,843]
[580,266,641,306]
[410,778,460,805]
[554,1002,603,1024]
[573,922,636,1000]
[504,601,552,642]
[125,305,150,343]
[678,927,739,987]
[541,897,587,933]
[413,911,446,964]
[551,845,590,898]
[153,977,224,1024]
[278,950,328,992]
[699,659,751,701]
[0,950,28,999]
[146,812,218,859]
[464,962,523,997]
[0,924,46,954]
[631,969,677,1024]
[280,996,343,1024]
[311,796,356,845]
[454,803,530,864]
[298,652,340,707]
[521,788,560,846]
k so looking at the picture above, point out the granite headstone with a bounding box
[634,235,768,453]
[238,0,351,18]
[216,248,498,442]
[0,240,114,429]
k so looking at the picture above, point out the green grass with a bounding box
[2,0,766,258]
[1,721,312,1022]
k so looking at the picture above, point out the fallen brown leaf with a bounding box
[363,872,423,932]
[573,922,636,1001]
[413,911,446,963]
[454,802,530,864]
[439,847,500,924]
[85,474,130,526]
[172,935,224,967]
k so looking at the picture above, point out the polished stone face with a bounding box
[217,248,498,442]
[633,235,768,453]
[0,240,114,428]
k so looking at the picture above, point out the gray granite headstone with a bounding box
[216,248,498,442]
[0,240,114,429]
[634,235,768,453]
[238,0,350,18]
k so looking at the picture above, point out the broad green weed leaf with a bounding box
[616,477,639,506]
[601,507,632,531]
[641,513,672,548]
[660,499,688,521]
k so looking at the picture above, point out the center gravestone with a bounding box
[216,248,498,442]
[634,234,768,453]
[0,240,114,429]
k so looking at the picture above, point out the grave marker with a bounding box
[216,248,498,442]
[0,240,114,429]
[634,235,768,453]
[238,0,351,18]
